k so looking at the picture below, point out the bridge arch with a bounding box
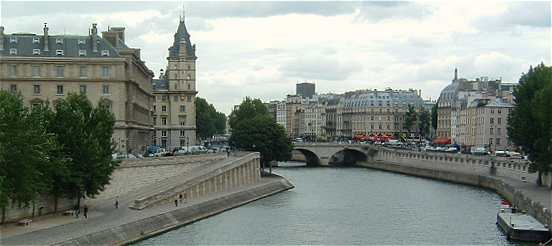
[294,148,322,167]
[328,148,368,166]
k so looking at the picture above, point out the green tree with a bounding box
[418,109,431,140]
[431,103,438,132]
[404,104,418,136]
[50,94,118,206]
[196,97,227,140]
[508,63,552,187]
[229,98,292,172]
[0,92,59,222]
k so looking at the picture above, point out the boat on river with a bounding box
[496,205,550,242]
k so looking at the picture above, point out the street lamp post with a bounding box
[186,136,189,154]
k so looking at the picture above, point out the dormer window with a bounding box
[33,49,40,55]
[9,48,17,55]
[33,37,40,43]
[79,50,87,56]
[56,38,63,44]
[78,39,86,44]
[9,37,17,43]
[101,50,109,56]
[56,49,64,56]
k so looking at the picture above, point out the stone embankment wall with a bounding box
[374,148,539,183]
[1,154,226,224]
[131,153,262,210]
[361,147,551,229]
[1,196,74,224]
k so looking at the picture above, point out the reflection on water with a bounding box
[137,163,527,245]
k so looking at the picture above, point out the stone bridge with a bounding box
[293,144,378,166]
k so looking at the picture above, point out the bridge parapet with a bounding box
[293,144,536,182]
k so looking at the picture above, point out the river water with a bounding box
[137,163,523,245]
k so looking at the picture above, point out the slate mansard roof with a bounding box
[152,79,169,91]
[0,32,121,58]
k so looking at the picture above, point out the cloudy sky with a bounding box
[1,1,550,114]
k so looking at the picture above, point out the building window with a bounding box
[498,118,502,125]
[33,37,40,43]
[101,50,109,56]
[78,39,86,44]
[180,139,186,146]
[162,117,167,125]
[187,96,192,102]
[489,138,493,145]
[162,105,167,112]
[180,105,186,112]
[496,138,501,145]
[56,49,64,56]
[490,118,494,124]
[56,38,63,44]
[153,105,156,111]
[180,130,185,137]
[9,36,17,43]
[79,50,86,56]
[161,139,167,148]
[31,65,41,77]
[9,84,17,93]
[79,65,88,78]
[174,95,178,102]
[33,49,40,55]
[9,48,17,55]
[152,117,156,125]
[498,109,501,114]
[161,95,168,101]
[490,127,494,135]
[497,128,501,135]
[102,84,110,95]
[101,65,110,78]
[56,85,64,95]
[56,65,64,78]
[179,115,187,126]
[8,64,17,77]
[161,130,167,137]
[80,85,87,94]
[33,84,41,95]
[187,84,191,90]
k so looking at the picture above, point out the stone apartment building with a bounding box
[437,69,517,150]
[0,23,154,154]
[275,88,424,140]
[151,17,198,150]
[337,88,424,138]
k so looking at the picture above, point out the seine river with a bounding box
[137,163,524,245]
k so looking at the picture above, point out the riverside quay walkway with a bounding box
[0,152,294,245]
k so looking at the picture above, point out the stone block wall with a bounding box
[374,148,537,183]
[1,195,74,224]
[131,153,262,210]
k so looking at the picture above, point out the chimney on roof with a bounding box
[454,68,458,81]
[43,23,49,51]
[0,26,4,51]
[159,69,164,79]
[91,23,98,52]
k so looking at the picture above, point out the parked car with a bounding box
[112,153,141,160]
[188,145,208,154]
[471,147,490,155]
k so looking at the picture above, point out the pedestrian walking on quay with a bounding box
[226,147,230,157]
[115,197,119,209]
[74,204,80,218]
[83,205,88,219]
[174,199,178,207]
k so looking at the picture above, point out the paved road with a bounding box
[0,154,244,245]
